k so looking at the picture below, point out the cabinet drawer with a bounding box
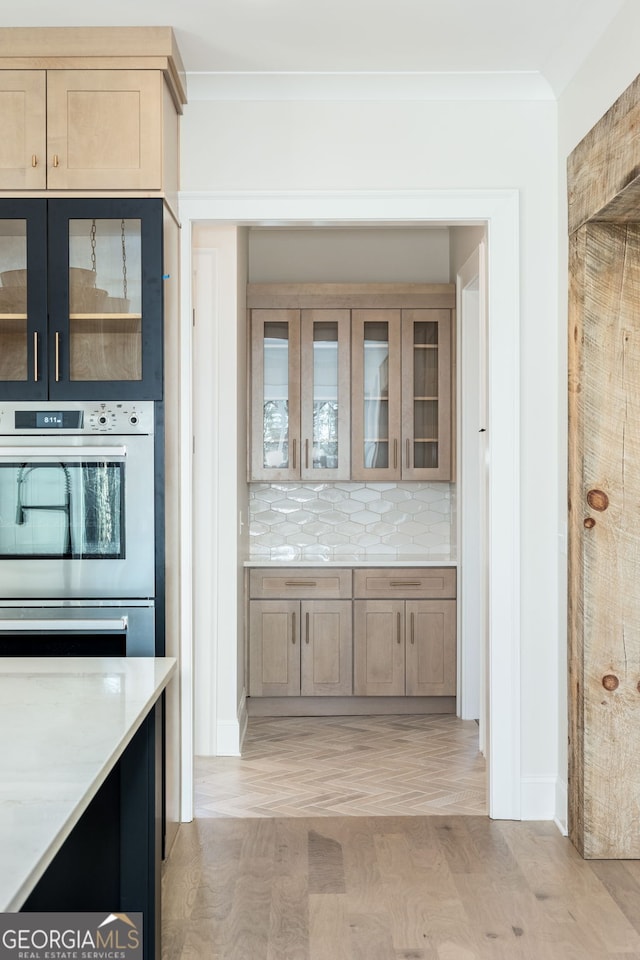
[249,567,352,599]
[353,568,456,599]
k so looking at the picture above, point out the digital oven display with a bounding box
[36,412,64,428]
[14,410,84,429]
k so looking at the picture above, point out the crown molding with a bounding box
[185,70,555,103]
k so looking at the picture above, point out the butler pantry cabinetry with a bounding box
[250,306,352,481]
[248,283,455,483]
[248,568,353,697]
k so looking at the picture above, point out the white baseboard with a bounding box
[237,692,248,751]
[520,776,557,820]
[214,721,241,756]
[213,693,247,756]
[555,777,568,835]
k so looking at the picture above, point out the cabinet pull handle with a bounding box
[306,611,310,644]
[305,438,309,469]
[52,154,59,168]
[390,580,422,588]
[284,580,318,587]
[292,611,296,645]
[397,611,402,644]
[394,438,398,469]
[410,612,415,645]
[406,438,410,469]
[31,155,38,168]
[292,438,297,469]
[55,332,60,382]
[33,332,38,382]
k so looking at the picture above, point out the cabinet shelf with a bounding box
[0,313,27,321]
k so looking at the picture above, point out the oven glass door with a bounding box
[0,436,154,598]
[3,457,124,559]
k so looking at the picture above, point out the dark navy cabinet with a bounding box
[0,197,163,400]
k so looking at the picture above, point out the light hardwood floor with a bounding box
[164,716,640,958]
[162,816,640,959]
[194,714,486,818]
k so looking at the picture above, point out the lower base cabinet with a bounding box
[247,565,456,706]
[249,599,352,696]
[353,599,456,696]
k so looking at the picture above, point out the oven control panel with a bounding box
[0,401,155,435]
[87,405,148,434]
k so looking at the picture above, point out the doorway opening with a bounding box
[180,189,521,823]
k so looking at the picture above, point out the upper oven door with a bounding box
[0,434,154,598]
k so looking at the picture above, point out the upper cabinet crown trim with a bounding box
[247,282,455,309]
[0,27,187,110]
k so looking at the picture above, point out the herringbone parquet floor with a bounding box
[194,714,486,818]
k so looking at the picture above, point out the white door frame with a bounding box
[457,243,489,751]
[177,189,521,822]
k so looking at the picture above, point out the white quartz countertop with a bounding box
[0,656,176,912]
[245,557,457,567]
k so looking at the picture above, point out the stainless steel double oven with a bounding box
[0,400,156,655]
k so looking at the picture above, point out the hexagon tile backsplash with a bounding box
[249,482,455,562]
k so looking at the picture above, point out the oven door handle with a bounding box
[0,446,127,459]
[0,618,128,632]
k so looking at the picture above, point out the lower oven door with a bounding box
[0,434,154,599]
[0,601,155,656]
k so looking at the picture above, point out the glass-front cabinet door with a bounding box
[401,309,452,480]
[0,198,162,401]
[250,309,301,481]
[48,198,163,399]
[0,200,47,400]
[250,308,351,481]
[351,309,401,481]
[300,309,350,480]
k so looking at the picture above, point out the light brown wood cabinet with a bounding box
[248,284,455,482]
[0,71,46,190]
[0,70,168,192]
[249,568,353,697]
[247,565,456,705]
[0,28,185,199]
[353,568,456,697]
[249,307,351,481]
[249,598,353,697]
[351,305,453,481]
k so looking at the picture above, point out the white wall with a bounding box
[181,94,560,819]
[554,0,640,834]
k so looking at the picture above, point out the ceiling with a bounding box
[0,0,629,96]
